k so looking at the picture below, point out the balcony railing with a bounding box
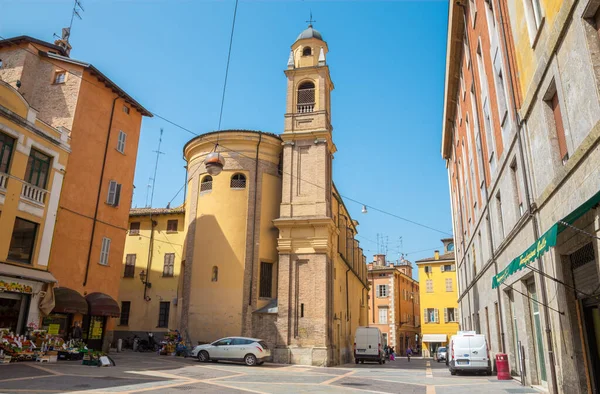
[21,183,47,205]
[297,103,315,113]
[0,172,8,191]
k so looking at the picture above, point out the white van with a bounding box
[354,327,385,365]
[448,331,491,375]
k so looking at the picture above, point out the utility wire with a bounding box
[218,0,239,131]
[0,34,451,236]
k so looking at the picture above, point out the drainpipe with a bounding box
[143,218,157,301]
[495,0,558,390]
[248,132,262,305]
[346,268,351,322]
[83,95,119,286]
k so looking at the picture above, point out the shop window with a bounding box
[259,262,273,298]
[119,301,130,326]
[163,253,175,277]
[167,219,178,232]
[7,218,38,264]
[0,132,15,175]
[158,301,170,328]
[24,149,51,189]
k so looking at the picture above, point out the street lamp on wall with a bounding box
[139,270,152,288]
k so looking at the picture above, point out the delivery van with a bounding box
[448,331,492,375]
[354,327,385,365]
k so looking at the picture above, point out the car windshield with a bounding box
[438,347,446,352]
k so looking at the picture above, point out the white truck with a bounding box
[354,327,386,365]
[448,331,492,375]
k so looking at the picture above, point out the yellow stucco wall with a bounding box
[116,212,184,333]
[0,81,69,271]
[417,258,459,353]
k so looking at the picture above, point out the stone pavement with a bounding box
[0,352,539,393]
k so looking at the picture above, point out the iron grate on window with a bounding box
[231,178,246,189]
[571,242,595,270]
[200,181,212,192]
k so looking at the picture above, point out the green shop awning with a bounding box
[492,189,600,289]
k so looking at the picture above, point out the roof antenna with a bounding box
[53,0,84,56]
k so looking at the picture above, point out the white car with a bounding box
[192,337,270,366]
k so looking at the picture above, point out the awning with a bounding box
[53,287,88,315]
[85,292,120,317]
[422,334,447,342]
[492,189,600,289]
[0,263,57,283]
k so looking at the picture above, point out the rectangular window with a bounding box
[510,160,524,216]
[167,220,178,232]
[107,180,122,206]
[446,278,453,292]
[7,218,38,264]
[25,149,51,189]
[119,301,130,326]
[54,71,66,84]
[99,237,111,266]
[117,131,127,153]
[469,0,477,25]
[445,307,457,323]
[496,192,504,237]
[493,50,509,127]
[124,254,136,278]
[0,132,15,174]
[425,308,438,323]
[378,308,388,324]
[426,279,433,293]
[550,92,568,164]
[259,262,273,298]
[158,301,170,328]
[163,253,175,277]
[377,285,388,297]
[129,222,140,235]
[122,105,130,114]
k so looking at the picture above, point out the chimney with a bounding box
[434,250,440,260]
[374,254,386,266]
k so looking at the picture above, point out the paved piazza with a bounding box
[0,352,537,393]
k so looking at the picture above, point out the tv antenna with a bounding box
[53,0,84,45]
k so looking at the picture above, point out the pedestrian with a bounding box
[406,346,413,362]
[71,321,82,341]
[389,346,395,361]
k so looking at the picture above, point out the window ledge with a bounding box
[129,233,140,236]
[123,276,135,279]
[115,148,126,155]
[98,263,110,267]
[166,231,178,234]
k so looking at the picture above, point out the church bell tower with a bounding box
[274,22,337,366]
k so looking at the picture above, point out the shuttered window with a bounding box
[446,278,453,292]
[167,220,178,232]
[99,237,111,266]
[163,253,175,277]
[377,285,388,297]
[124,254,136,277]
[158,302,170,328]
[426,279,433,293]
[117,131,127,153]
[107,180,122,206]
[129,222,140,235]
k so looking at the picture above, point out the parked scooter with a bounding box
[137,333,159,352]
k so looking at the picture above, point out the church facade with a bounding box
[178,25,369,366]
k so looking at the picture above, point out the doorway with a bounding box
[83,316,105,350]
[0,292,29,334]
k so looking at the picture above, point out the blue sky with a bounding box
[1,0,451,267]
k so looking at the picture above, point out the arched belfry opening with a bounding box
[297,81,315,113]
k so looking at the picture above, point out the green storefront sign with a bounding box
[492,189,600,289]
[492,226,557,289]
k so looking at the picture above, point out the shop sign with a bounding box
[0,279,33,294]
[492,225,558,289]
[48,324,60,335]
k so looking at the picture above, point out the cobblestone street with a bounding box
[0,352,537,393]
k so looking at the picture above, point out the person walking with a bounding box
[71,321,82,341]
[406,346,413,362]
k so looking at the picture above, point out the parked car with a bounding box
[354,326,386,365]
[192,337,270,366]
[448,332,492,375]
[436,346,447,362]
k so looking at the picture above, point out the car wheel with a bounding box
[245,354,258,366]
[198,350,209,363]
[355,359,359,364]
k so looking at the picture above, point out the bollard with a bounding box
[117,338,122,353]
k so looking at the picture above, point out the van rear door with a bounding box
[355,327,379,357]
[453,336,472,367]
[468,335,488,368]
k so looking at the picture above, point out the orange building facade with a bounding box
[0,36,151,350]
[367,255,420,354]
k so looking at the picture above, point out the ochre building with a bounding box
[115,208,185,340]
[0,36,151,351]
[179,24,369,366]
[416,239,458,357]
[367,255,421,354]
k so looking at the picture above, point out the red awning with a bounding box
[53,287,88,314]
[85,292,120,317]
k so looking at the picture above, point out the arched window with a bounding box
[302,46,312,56]
[211,266,218,282]
[297,81,315,113]
[200,175,213,192]
[230,173,246,189]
